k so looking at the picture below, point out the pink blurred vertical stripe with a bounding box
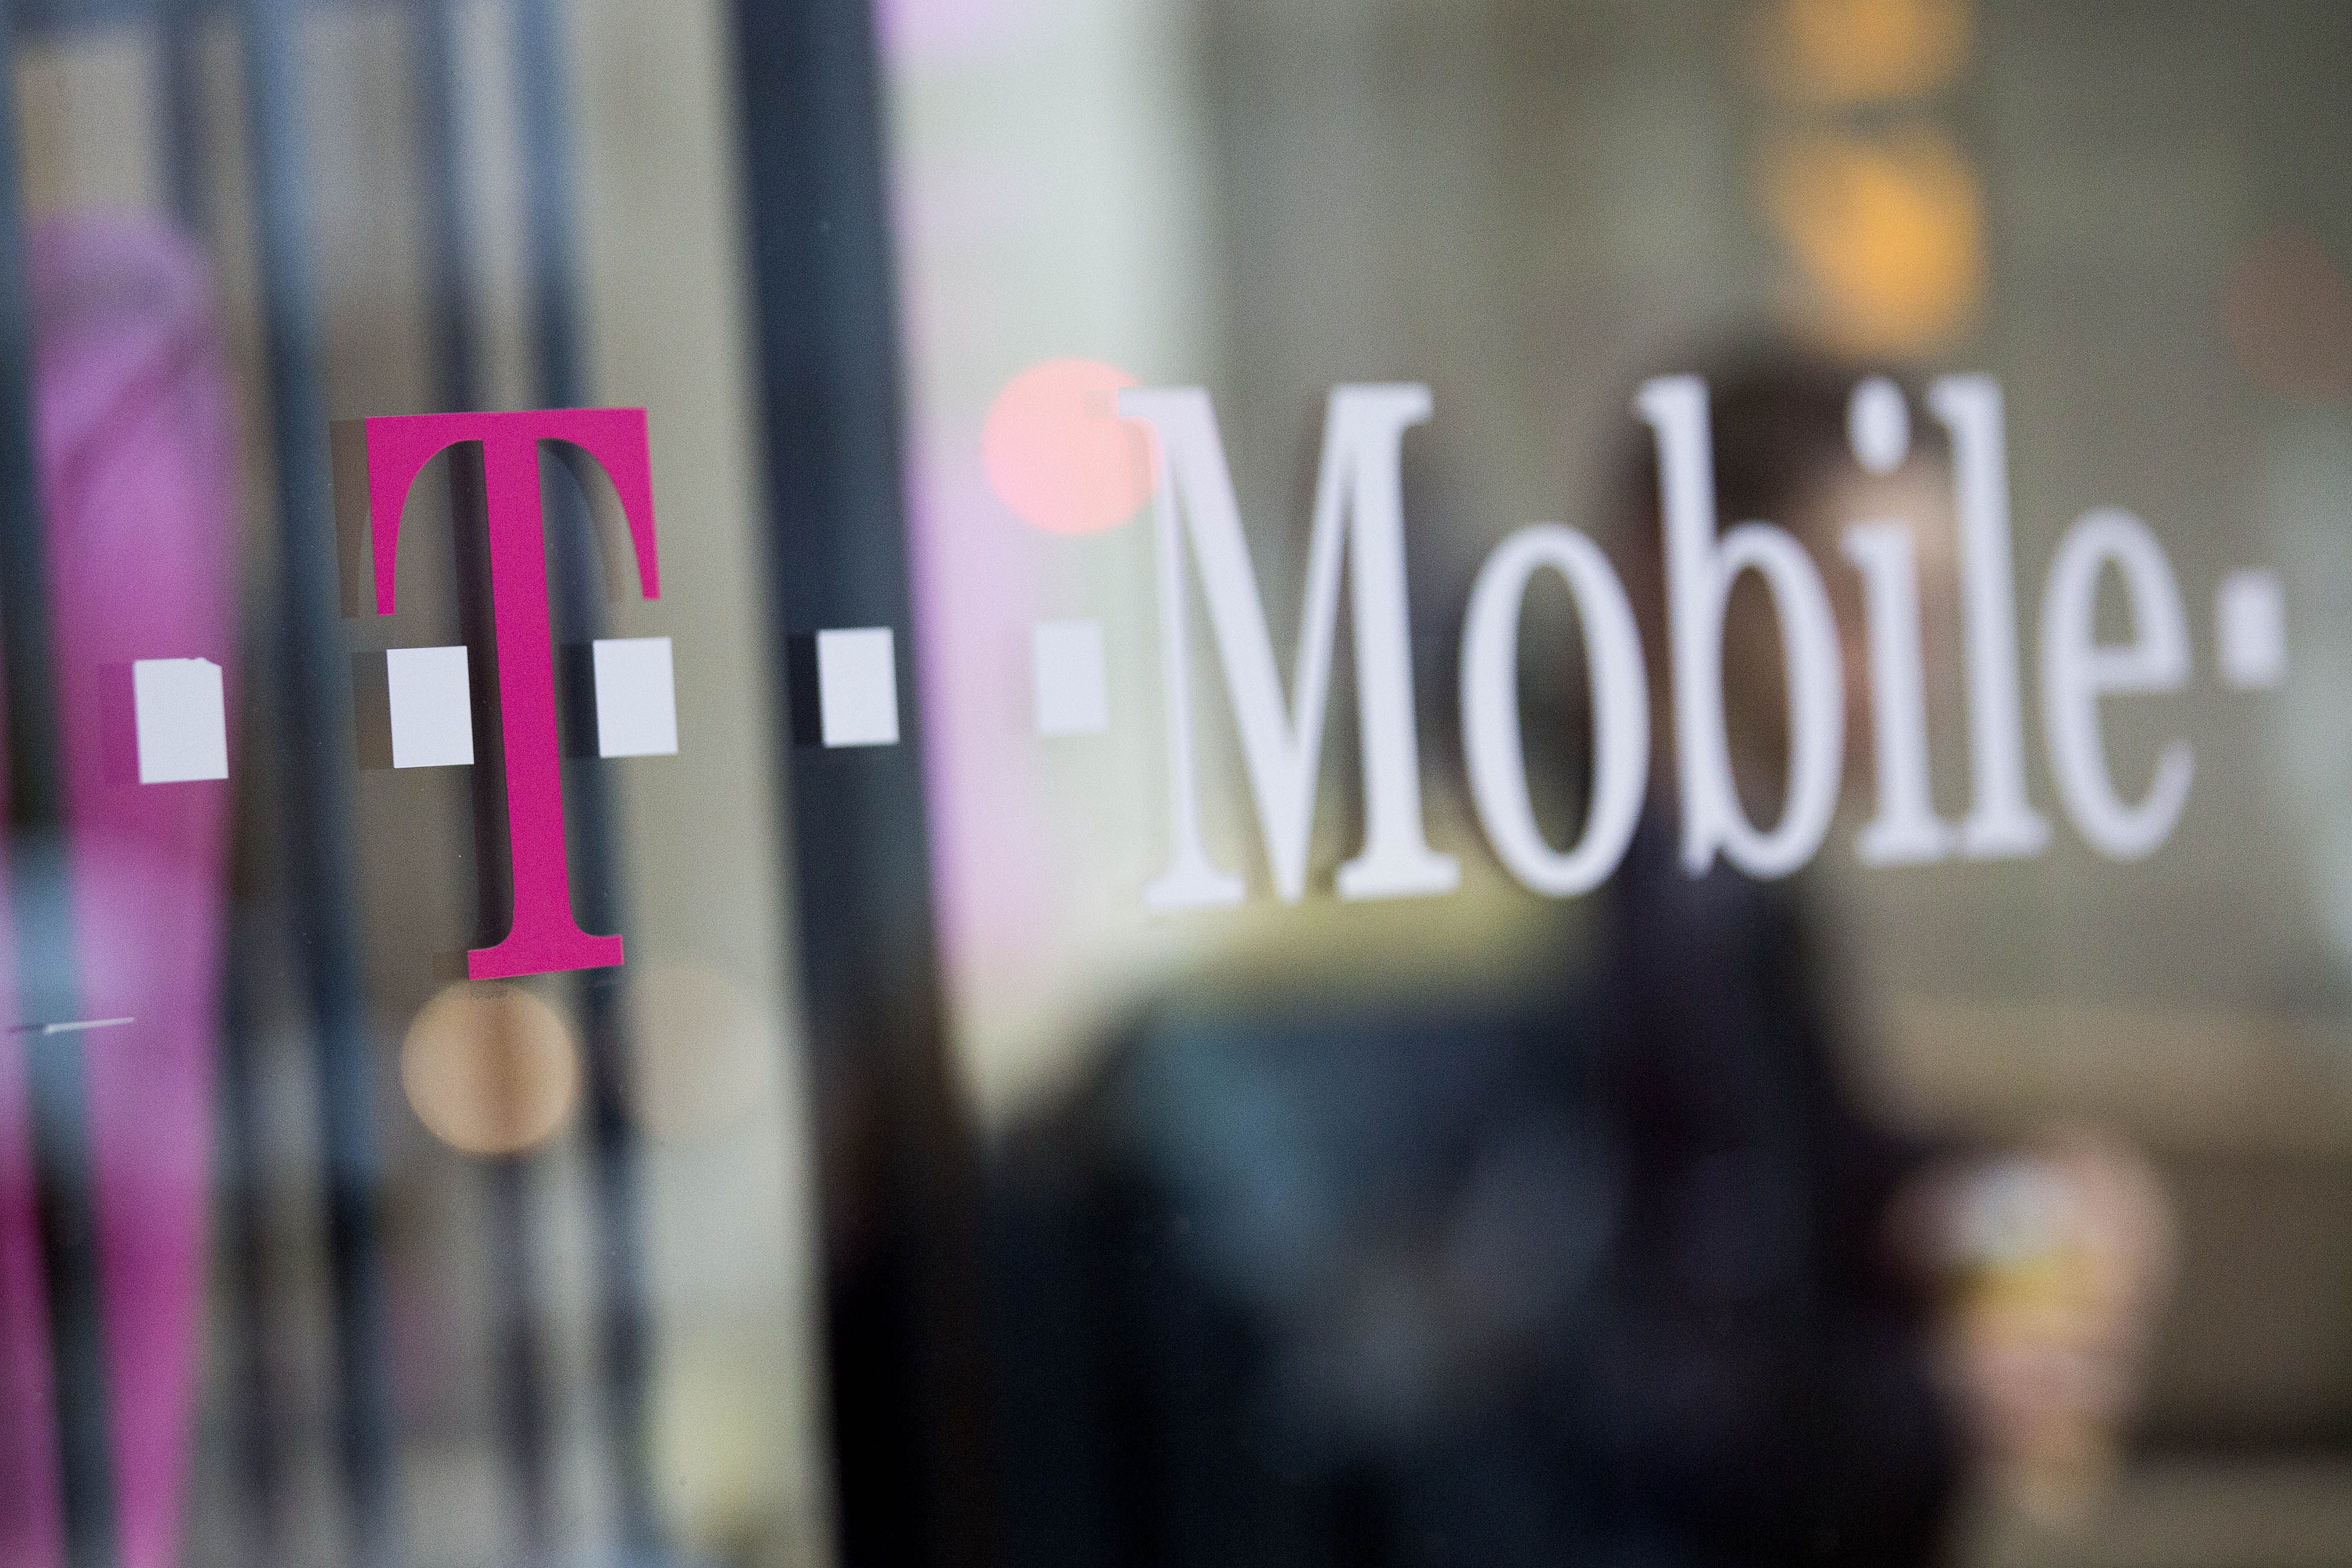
[0,216,239,1568]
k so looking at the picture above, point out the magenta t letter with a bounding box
[363,409,660,978]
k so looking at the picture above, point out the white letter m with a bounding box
[1118,385,1460,909]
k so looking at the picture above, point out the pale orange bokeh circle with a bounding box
[981,357,1158,535]
[400,982,580,1156]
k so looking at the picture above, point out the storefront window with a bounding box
[2,2,2350,1566]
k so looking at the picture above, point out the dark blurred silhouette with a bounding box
[984,352,2169,1568]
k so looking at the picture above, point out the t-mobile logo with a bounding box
[362,407,660,979]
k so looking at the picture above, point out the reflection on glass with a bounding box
[889,1,2352,1563]
[401,983,578,1157]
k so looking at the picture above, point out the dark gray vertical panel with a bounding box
[228,1,403,1563]
[730,1,994,1563]
[409,0,555,1549]
[506,0,660,1551]
[153,13,288,1559]
[0,9,118,1568]
[156,0,207,230]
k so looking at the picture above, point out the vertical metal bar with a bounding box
[213,910,284,1552]
[409,0,555,1550]
[157,1,294,1556]
[156,0,208,233]
[510,0,582,412]
[229,2,403,1564]
[0,11,119,1568]
[730,1,995,1564]
[412,0,477,419]
[506,0,660,1552]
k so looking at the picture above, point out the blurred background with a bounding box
[4,0,2352,1565]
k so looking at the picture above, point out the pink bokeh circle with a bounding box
[982,357,1158,535]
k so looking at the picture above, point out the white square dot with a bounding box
[132,658,228,784]
[817,627,899,748]
[1031,619,1108,737]
[387,645,475,768]
[2217,570,2286,690]
[593,636,679,758]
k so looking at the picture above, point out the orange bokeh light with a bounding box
[1765,127,1984,357]
[1756,0,1972,106]
[400,982,580,1157]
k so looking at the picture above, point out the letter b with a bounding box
[1637,376,1844,879]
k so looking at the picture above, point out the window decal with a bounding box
[362,407,659,978]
